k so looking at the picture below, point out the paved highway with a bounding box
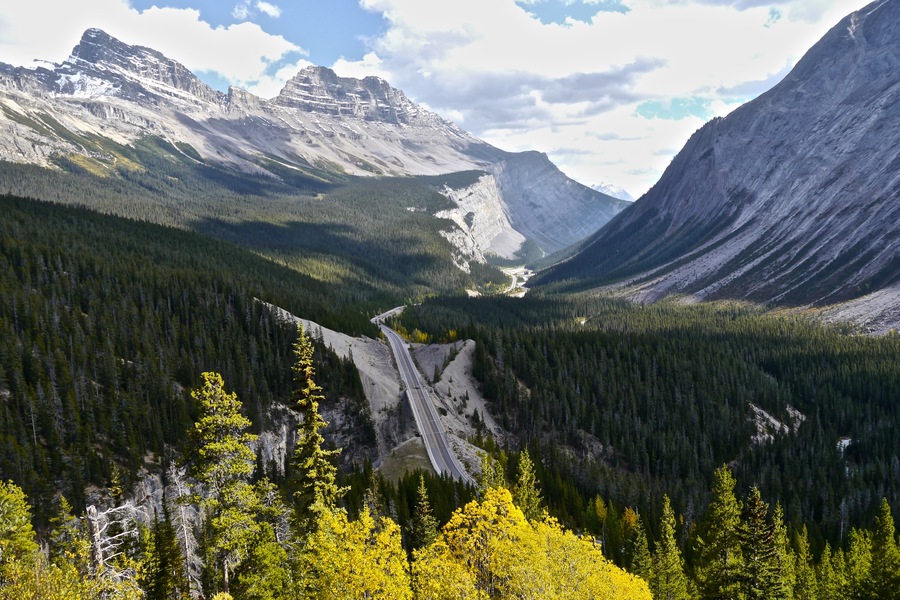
[373,309,474,484]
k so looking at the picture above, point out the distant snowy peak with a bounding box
[591,182,634,203]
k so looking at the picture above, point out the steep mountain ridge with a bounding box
[538,0,899,327]
[0,28,625,258]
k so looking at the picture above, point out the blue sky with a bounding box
[0,0,875,196]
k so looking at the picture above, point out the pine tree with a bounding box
[187,372,260,595]
[792,525,818,600]
[694,465,743,600]
[291,324,346,535]
[869,498,900,600]
[0,480,38,569]
[770,503,794,599]
[739,486,777,600]
[409,475,439,550]
[477,451,506,496]
[845,528,871,600]
[141,503,188,600]
[816,543,846,600]
[652,495,690,600]
[230,523,291,600]
[512,449,542,522]
[631,511,654,585]
[48,494,91,574]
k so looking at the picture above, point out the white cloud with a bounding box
[0,0,303,93]
[348,0,873,196]
[232,2,251,20]
[332,52,390,81]
[256,1,283,18]
[246,58,315,98]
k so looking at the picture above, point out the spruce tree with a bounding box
[48,494,91,573]
[739,486,777,600]
[770,503,794,599]
[477,452,506,496]
[512,449,543,522]
[815,543,847,600]
[869,498,899,600]
[845,528,871,600]
[291,324,346,534]
[141,503,189,600]
[792,525,817,600]
[188,371,260,595]
[694,465,743,600]
[0,480,38,569]
[652,495,690,600]
[409,475,439,551]
[631,511,654,585]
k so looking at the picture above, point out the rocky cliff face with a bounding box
[490,152,629,255]
[275,66,443,128]
[0,29,626,258]
[539,0,900,322]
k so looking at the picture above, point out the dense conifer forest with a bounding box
[0,153,506,307]
[397,294,900,550]
[0,195,374,521]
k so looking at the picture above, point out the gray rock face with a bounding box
[490,152,629,255]
[275,66,439,127]
[541,0,900,317]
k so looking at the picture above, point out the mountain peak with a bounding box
[274,64,438,127]
[64,28,221,103]
[538,0,899,315]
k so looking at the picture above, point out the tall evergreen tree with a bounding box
[291,324,346,534]
[187,372,260,595]
[0,480,38,570]
[815,543,847,600]
[869,498,900,600]
[739,486,777,600]
[631,511,654,585]
[792,525,818,600]
[48,494,91,574]
[694,465,744,600]
[477,452,506,496]
[512,449,542,522]
[652,495,690,600]
[845,528,871,600]
[409,475,439,551]
[770,503,794,599]
[141,503,189,600]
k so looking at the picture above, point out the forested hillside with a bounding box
[398,294,900,549]
[0,149,506,308]
[0,195,374,521]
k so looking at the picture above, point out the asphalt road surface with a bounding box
[373,309,473,484]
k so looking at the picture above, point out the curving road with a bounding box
[373,309,474,484]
